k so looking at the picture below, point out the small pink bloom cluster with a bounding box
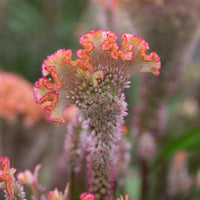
[0,71,45,127]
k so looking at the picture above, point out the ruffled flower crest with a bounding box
[34,50,80,123]
[0,157,15,198]
[34,29,160,123]
[79,29,160,75]
[0,157,26,200]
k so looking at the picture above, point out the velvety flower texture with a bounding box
[34,29,160,199]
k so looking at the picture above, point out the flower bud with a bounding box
[137,132,157,161]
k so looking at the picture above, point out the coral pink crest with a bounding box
[0,157,14,198]
[101,31,119,59]
[0,173,13,198]
[34,48,80,123]
[47,189,60,200]
[82,29,160,76]
[40,66,63,92]
[40,92,64,123]
[0,157,10,172]
[124,34,160,75]
[78,29,115,72]
[42,49,70,74]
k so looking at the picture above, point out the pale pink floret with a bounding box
[62,105,79,123]
[80,192,95,200]
[17,170,34,185]
[47,183,69,200]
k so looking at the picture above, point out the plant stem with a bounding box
[140,160,149,200]
[69,170,75,200]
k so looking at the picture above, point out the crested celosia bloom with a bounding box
[0,157,14,198]
[34,29,160,199]
[0,71,45,127]
[0,157,26,200]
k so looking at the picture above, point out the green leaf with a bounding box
[153,128,200,167]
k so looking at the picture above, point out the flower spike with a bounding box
[34,29,160,199]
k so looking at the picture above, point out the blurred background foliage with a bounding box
[1,0,200,199]
[0,0,89,82]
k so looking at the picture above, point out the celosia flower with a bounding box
[80,192,95,200]
[34,29,160,123]
[0,157,26,200]
[47,188,62,200]
[0,157,15,198]
[17,167,38,186]
[34,29,160,199]
[17,164,45,200]
[47,183,69,200]
[0,71,44,127]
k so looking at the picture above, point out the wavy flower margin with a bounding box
[0,157,16,198]
[34,29,160,123]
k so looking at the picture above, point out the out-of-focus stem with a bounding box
[140,160,149,200]
[69,170,76,200]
